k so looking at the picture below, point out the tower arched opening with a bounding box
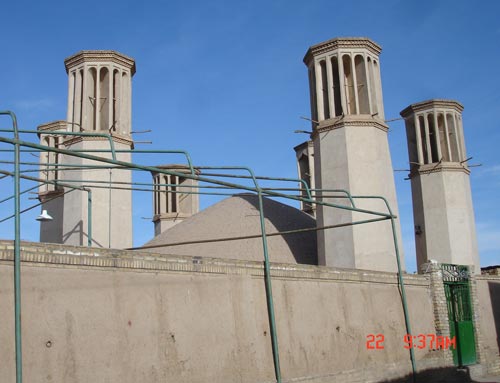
[330,56,342,116]
[342,54,356,114]
[355,55,369,114]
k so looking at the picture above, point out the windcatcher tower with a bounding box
[400,100,480,274]
[294,140,315,216]
[303,37,404,272]
[37,121,66,243]
[60,51,135,248]
[151,165,200,236]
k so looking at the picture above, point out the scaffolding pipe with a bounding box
[196,168,313,201]
[0,145,195,175]
[200,166,282,383]
[0,188,75,223]
[0,170,93,247]
[133,216,389,250]
[0,122,412,383]
[0,183,40,204]
[351,195,417,382]
[0,111,23,383]
[0,129,118,161]
[0,136,395,219]
[86,189,92,246]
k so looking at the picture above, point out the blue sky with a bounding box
[0,0,498,271]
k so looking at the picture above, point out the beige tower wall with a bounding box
[39,192,65,243]
[411,168,479,273]
[314,118,404,272]
[61,139,132,248]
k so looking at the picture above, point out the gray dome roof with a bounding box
[141,194,317,264]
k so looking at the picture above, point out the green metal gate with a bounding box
[442,264,477,366]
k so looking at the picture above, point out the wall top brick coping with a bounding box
[0,240,429,286]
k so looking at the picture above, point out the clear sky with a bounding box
[0,0,498,272]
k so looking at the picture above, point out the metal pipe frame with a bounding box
[0,170,93,246]
[0,110,415,383]
[0,129,118,160]
[0,137,195,175]
[0,111,23,383]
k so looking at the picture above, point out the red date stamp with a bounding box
[366,334,385,349]
[366,334,456,350]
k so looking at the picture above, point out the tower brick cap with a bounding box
[303,37,382,65]
[64,50,136,75]
[400,99,463,118]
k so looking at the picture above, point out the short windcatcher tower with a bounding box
[400,100,480,273]
[151,165,200,236]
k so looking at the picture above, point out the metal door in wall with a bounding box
[442,264,477,366]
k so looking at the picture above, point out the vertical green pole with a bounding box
[390,215,417,383]
[1,111,23,383]
[87,189,92,247]
[14,114,23,383]
[257,189,282,383]
[108,169,112,248]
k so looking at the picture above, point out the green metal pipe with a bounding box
[0,159,125,170]
[87,190,92,247]
[0,143,195,175]
[258,186,282,383]
[0,125,417,383]
[0,170,93,247]
[310,188,356,208]
[47,182,239,197]
[390,214,417,382]
[0,111,23,383]
[0,189,75,223]
[196,168,313,201]
[351,195,416,382]
[53,177,306,194]
[0,129,118,161]
[194,165,283,382]
[0,170,90,194]
[2,161,311,201]
[0,183,40,205]
[1,134,390,221]
[133,216,389,250]
[108,169,112,248]
[227,166,282,383]
[0,136,395,220]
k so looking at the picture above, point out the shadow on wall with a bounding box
[62,220,83,245]
[489,281,500,355]
[240,194,318,265]
[61,220,104,248]
[376,366,484,383]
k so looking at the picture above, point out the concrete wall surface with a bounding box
[475,277,500,375]
[0,241,458,383]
